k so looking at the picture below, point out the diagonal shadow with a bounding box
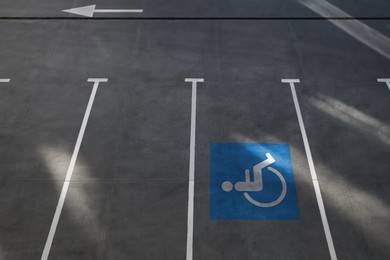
[298,0,390,60]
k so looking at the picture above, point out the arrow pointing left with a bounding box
[62,4,143,17]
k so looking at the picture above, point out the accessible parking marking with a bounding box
[41,78,108,260]
[185,78,204,260]
[210,144,300,220]
[282,79,338,260]
[377,78,390,91]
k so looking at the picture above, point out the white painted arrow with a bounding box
[62,5,143,17]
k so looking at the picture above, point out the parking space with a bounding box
[0,1,389,259]
[297,81,390,259]
[192,80,329,258]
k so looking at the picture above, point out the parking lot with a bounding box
[0,1,389,259]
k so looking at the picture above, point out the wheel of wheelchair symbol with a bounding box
[222,166,287,208]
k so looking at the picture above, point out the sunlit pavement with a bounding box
[0,1,389,259]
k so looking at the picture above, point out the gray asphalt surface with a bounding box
[0,1,389,259]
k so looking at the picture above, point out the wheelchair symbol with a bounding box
[221,153,287,208]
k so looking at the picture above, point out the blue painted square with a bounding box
[210,143,300,220]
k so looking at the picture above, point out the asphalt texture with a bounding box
[0,1,389,260]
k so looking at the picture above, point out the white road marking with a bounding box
[41,78,108,260]
[282,79,338,260]
[0,79,10,83]
[185,78,204,260]
[95,9,143,13]
[377,78,390,91]
[63,5,143,18]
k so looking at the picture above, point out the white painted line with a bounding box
[281,79,300,84]
[377,78,390,91]
[41,78,108,260]
[282,79,337,260]
[87,78,109,83]
[185,78,204,260]
[94,9,143,13]
[63,5,143,18]
[0,79,11,83]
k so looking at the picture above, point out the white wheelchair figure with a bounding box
[221,153,287,207]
